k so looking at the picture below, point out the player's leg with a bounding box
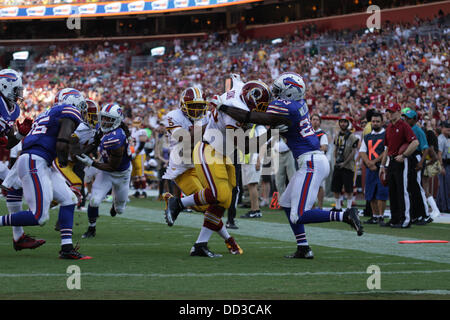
[282,154,363,259]
[83,171,113,238]
[174,168,209,212]
[6,188,46,251]
[50,168,90,258]
[111,168,132,216]
[138,154,147,198]
[0,154,52,227]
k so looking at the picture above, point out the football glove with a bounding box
[274,124,289,133]
[76,154,94,167]
[209,95,223,110]
[16,117,33,137]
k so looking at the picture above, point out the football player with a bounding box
[76,103,132,238]
[0,87,92,260]
[162,86,209,215]
[130,117,149,198]
[216,72,364,259]
[0,69,41,251]
[164,77,272,257]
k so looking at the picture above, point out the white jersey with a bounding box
[162,109,208,180]
[74,122,95,147]
[203,85,249,157]
[131,127,148,156]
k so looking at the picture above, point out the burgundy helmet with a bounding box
[179,86,208,120]
[240,80,271,112]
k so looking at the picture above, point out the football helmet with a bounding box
[86,99,99,128]
[0,69,23,109]
[240,80,271,112]
[99,103,123,133]
[272,72,306,101]
[179,87,208,120]
[54,88,88,120]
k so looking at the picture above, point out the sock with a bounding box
[0,210,39,226]
[12,227,24,241]
[182,188,216,208]
[329,210,344,222]
[283,208,308,246]
[195,226,214,244]
[59,204,75,246]
[427,196,440,213]
[347,199,352,209]
[217,224,231,241]
[7,201,24,241]
[87,205,99,226]
[335,198,341,210]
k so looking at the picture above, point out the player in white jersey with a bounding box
[164,78,271,257]
[130,117,149,198]
[162,87,209,213]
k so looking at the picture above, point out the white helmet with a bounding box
[0,69,23,109]
[99,103,123,133]
[54,88,87,118]
[271,72,306,101]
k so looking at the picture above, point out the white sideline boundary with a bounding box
[96,204,450,265]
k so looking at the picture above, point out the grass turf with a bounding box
[0,197,449,300]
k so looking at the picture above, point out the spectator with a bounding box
[359,112,388,224]
[379,103,419,228]
[240,125,266,219]
[437,121,450,213]
[331,115,359,211]
[402,109,435,225]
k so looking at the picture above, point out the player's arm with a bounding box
[56,118,78,167]
[219,105,292,127]
[5,128,21,149]
[4,117,33,149]
[135,134,147,155]
[92,146,124,172]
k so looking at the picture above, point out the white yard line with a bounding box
[97,204,450,265]
[1,269,450,278]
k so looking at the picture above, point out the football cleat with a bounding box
[285,246,314,259]
[364,216,380,224]
[59,244,92,260]
[133,191,140,198]
[164,193,184,227]
[190,242,222,258]
[240,210,262,219]
[226,221,239,229]
[110,204,117,217]
[82,226,96,238]
[343,208,364,236]
[225,237,243,255]
[13,234,46,251]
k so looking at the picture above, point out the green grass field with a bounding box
[0,197,449,300]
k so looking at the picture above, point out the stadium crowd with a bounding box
[1,15,449,223]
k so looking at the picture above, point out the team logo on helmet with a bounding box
[0,73,18,82]
[283,77,304,92]
[61,90,81,99]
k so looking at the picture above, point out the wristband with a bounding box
[380,165,385,168]
[15,132,24,140]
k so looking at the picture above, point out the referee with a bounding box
[379,103,419,228]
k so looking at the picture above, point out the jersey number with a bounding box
[30,116,50,135]
[299,118,314,137]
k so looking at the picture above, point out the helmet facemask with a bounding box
[181,101,208,120]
